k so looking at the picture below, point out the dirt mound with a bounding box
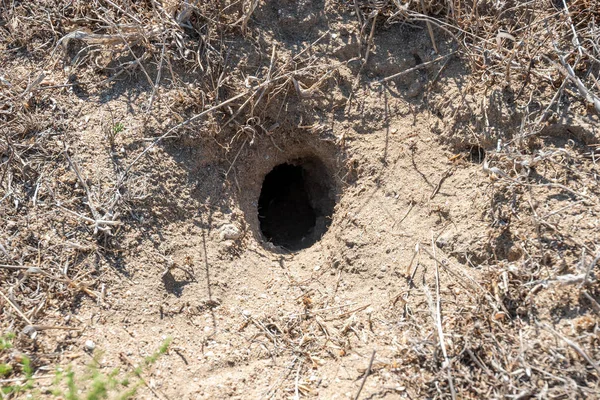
[1,1,599,399]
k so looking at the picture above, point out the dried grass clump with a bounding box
[0,0,240,355]
[341,1,600,397]
[1,0,599,398]
[391,0,600,118]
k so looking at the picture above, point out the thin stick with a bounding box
[420,0,438,53]
[24,325,82,333]
[582,252,600,288]
[430,168,454,199]
[483,158,596,203]
[420,245,483,295]
[541,200,583,219]
[561,0,583,57]
[323,304,371,321]
[353,0,363,29]
[549,53,600,114]
[541,323,600,375]
[0,290,33,325]
[20,73,46,98]
[0,264,33,270]
[292,30,332,62]
[225,138,248,177]
[393,201,415,229]
[294,360,302,400]
[147,36,166,113]
[63,149,100,222]
[582,291,600,314]
[354,350,376,400]
[374,52,456,85]
[56,204,121,227]
[405,242,420,280]
[364,11,378,65]
[287,302,360,318]
[119,89,248,183]
[264,356,299,398]
[103,0,143,23]
[431,234,457,400]
[0,375,55,384]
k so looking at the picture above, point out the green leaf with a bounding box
[0,363,12,377]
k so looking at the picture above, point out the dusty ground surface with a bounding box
[1,1,600,399]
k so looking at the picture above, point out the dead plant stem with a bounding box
[354,350,376,400]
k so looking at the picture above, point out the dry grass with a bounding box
[1,0,599,398]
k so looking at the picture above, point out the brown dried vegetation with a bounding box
[1,0,599,398]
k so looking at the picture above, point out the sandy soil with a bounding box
[1,1,600,399]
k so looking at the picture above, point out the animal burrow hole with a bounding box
[469,145,486,163]
[258,156,336,251]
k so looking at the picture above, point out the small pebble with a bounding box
[406,80,423,98]
[84,340,96,351]
[219,224,242,241]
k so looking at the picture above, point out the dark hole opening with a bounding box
[258,160,334,251]
[469,146,486,163]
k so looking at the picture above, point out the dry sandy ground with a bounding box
[1,1,600,399]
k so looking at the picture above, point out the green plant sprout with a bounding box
[1,334,171,400]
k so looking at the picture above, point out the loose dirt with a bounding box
[1,1,600,399]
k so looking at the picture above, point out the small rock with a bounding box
[406,80,423,98]
[220,240,235,249]
[436,234,451,249]
[84,340,96,351]
[0,76,11,86]
[219,224,242,241]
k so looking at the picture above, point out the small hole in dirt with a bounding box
[469,146,486,163]
[258,158,334,251]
